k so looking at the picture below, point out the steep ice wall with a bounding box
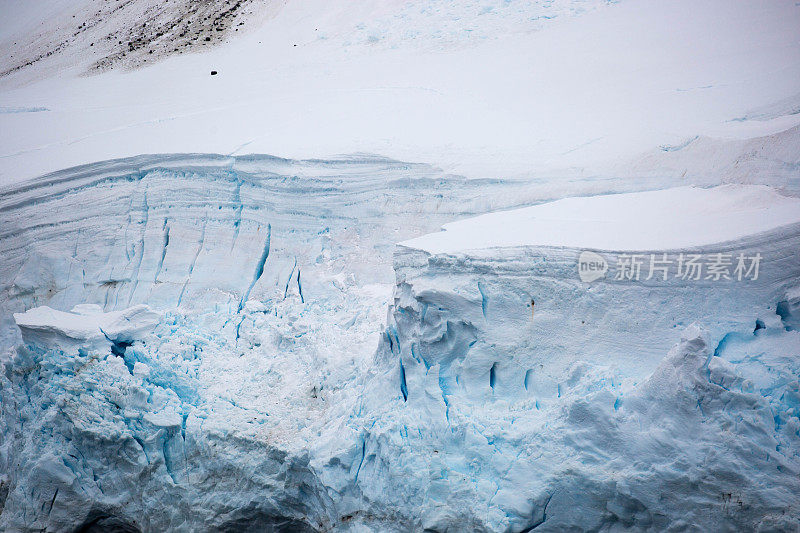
[350,323,800,531]
[0,153,637,531]
[0,152,700,330]
[2,168,800,531]
[0,153,552,339]
[390,185,800,398]
[356,185,800,530]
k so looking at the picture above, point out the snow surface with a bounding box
[401,185,800,254]
[1,0,799,183]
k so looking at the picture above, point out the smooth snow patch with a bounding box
[400,185,800,254]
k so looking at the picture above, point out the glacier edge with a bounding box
[0,155,799,531]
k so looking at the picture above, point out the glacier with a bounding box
[1,154,800,531]
[2,0,800,530]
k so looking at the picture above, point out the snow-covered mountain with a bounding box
[1,1,800,532]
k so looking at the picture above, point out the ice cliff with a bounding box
[368,185,800,530]
[1,157,800,531]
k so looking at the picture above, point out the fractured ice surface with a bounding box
[1,156,800,531]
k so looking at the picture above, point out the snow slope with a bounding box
[1,0,799,183]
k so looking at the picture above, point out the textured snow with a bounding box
[401,185,800,254]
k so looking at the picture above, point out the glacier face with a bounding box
[1,156,800,531]
[373,189,800,531]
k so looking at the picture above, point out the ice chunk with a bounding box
[13,304,160,353]
[100,305,161,342]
